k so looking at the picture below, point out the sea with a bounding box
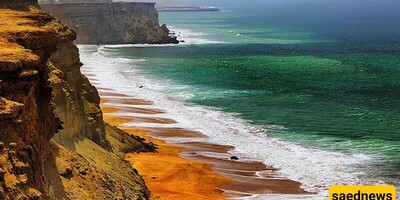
[79,5,400,199]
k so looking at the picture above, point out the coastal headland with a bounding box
[40,1,179,44]
[0,1,152,199]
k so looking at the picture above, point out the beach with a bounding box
[77,39,400,198]
[82,68,309,199]
[76,8,400,192]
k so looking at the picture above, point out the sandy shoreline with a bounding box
[84,71,309,199]
[102,101,232,199]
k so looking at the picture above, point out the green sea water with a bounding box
[101,11,400,188]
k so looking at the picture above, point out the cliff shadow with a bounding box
[44,142,69,200]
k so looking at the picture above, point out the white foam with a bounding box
[81,27,226,47]
[98,44,177,48]
[169,26,226,44]
[78,45,376,199]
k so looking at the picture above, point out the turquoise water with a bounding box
[101,11,400,188]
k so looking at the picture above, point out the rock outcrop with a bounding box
[0,1,155,199]
[44,123,155,200]
[46,20,111,150]
[0,4,62,198]
[40,2,179,44]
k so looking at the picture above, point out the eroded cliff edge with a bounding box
[46,21,111,150]
[0,1,155,199]
[40,2,179,44]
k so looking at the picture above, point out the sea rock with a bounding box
[230,156,240,160]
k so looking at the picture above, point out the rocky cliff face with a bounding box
[0,2,153,199]
[0,4,62,199]
[41,2,179,44]
[46,22,111,150]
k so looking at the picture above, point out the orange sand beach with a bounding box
[102,98,231,200]
[83,71,309,199]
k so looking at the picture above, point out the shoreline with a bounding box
[101,98,232,199]
[82,69,310,199]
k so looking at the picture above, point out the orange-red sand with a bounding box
[101,96,308,199]
[94,82,308,199]
[102,99,232,200]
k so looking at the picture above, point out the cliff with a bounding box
[40,2,179,44]
[0,1,154,199]
[46,21,111,150]
[0,4,63,198]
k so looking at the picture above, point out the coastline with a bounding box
[101,97,232,200]
[82,67,309,199]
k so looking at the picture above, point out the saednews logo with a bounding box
[329,186,396,200]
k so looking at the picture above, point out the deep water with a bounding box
[98,10,400,189]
